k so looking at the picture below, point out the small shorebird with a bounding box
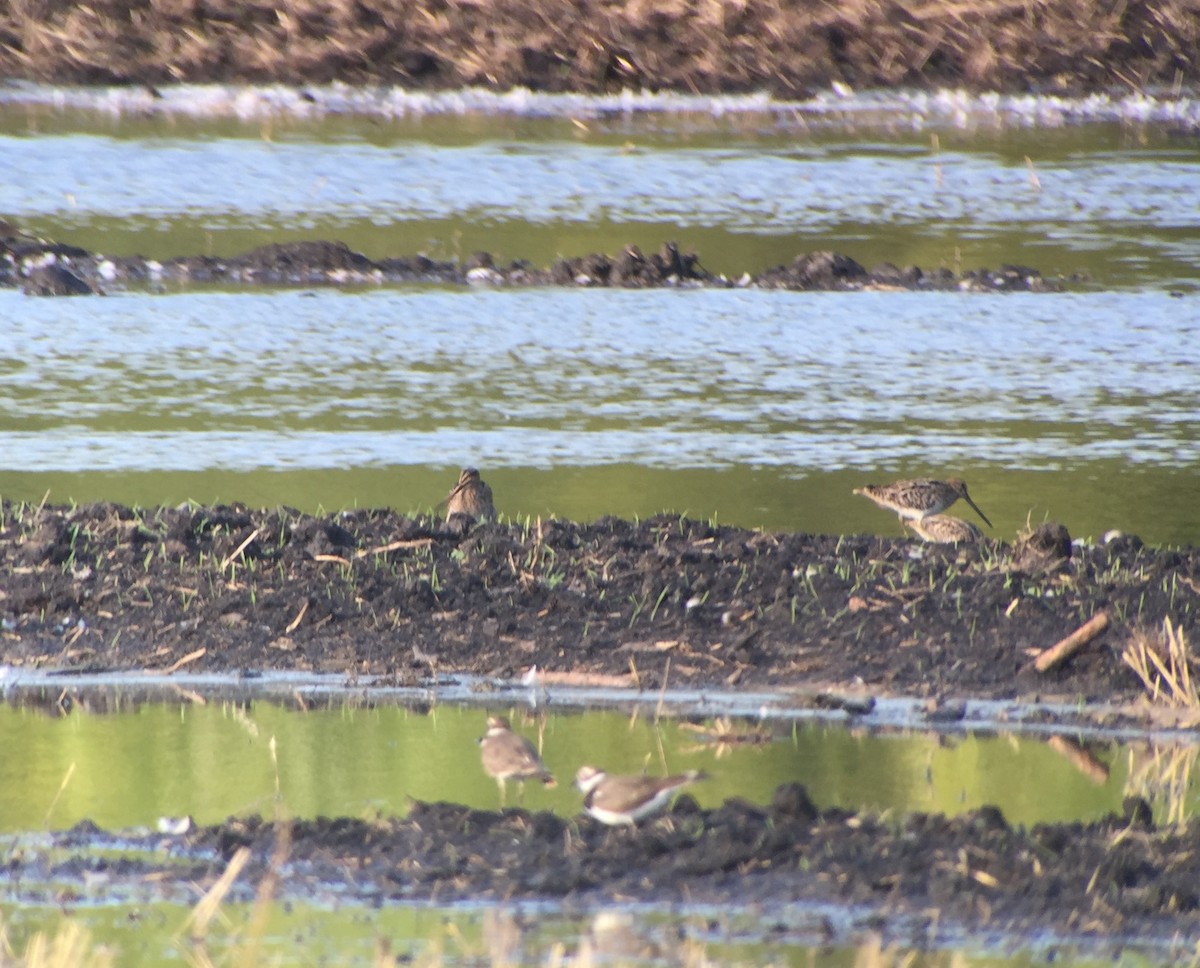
[904,513,983,544]
[478,715,555,805]
[574,765,704,827]
[853,477,992,528]
[445,467,495,522]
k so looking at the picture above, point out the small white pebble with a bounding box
[466,266,503,286]
[157,815,194,835]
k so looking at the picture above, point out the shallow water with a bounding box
[4,106,1200,287]
[1,285,1197,544]
[1,692,1196,965]
[2,101,1199,546]
[0,900,1136,968]
[1,697,1195,836]
[1,692,1194,965]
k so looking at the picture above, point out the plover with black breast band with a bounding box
[574,765,704,826]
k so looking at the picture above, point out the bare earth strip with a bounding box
[0,0,1197,95]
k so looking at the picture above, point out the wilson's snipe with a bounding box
[445,467,495,522]
[853,477,992,528]
[904,513,983,544]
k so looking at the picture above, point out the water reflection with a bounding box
[0,899,1089,968]
[1,698,1197,836]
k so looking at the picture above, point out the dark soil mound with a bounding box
[31,788,1200,948]
[2,230,1069,295]
[2,499,1195,708]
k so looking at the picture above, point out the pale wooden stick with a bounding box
[284,598,309,634]
[1034,612,1110,673]
[155,646,207,675]
[354,538,433,557]
[220,527,262,570]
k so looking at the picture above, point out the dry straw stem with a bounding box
[0,0,1197,93]
[1125,742,1197,826]
[181,845,252,942]
[1122,617,1200,709]
[0,916,115,968]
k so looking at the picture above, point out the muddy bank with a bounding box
[2,230,1067,296]
[21,790,1200,951]
[1,499,1196,715]
[0,0,1196,96]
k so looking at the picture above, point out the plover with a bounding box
[574,765,703,826]
[478,715,554,805]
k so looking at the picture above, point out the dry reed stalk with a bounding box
[1122,617,1200,708]
[181,846,252,941]
[220,527,262,571]
[1125,742,1197,826]
[43,762,76,828]
[5,918,115,968]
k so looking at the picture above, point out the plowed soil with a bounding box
[0,0,1196,95]
[3,499,1195,705]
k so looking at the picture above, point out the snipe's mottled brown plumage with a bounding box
[853,477,992,528]
[904,513,983,544]
[445,467,495,522]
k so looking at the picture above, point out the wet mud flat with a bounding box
[16,788,1200,954]
[1,500,1196,718]
[2,231,1067,296]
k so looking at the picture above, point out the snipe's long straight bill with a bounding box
[961,490,993,529]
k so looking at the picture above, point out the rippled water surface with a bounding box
[4,105,1200,287]
[1,285,1197,543]
[1,99,1198,551]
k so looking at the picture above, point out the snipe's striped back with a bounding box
[853,477,992,528]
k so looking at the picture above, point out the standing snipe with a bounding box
[445,467,495,522]
[853,477,992,528]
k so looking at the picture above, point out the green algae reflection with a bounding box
[1,701,1195,835]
